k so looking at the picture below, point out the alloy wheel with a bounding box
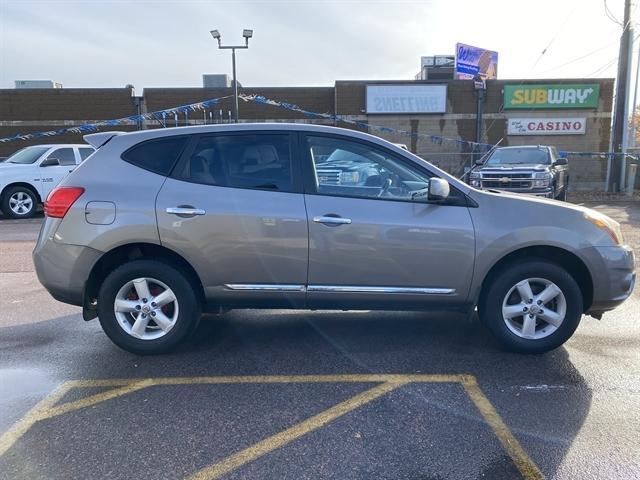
[501,277,567,340]
[9,191,34,216]
[113,277,179,340]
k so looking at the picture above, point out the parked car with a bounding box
[33,124,634,355]
[468,145,569,200]
[0,144,95,218]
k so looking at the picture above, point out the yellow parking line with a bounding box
[462,376,544,480]
[0,374,544,480]
[38,379,155,421]
[186,381,409,480]
[0,381,76,457]
[70,374,463,386]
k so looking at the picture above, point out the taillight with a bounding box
[44,187,85,218]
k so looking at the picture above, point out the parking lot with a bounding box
[0,202,639,480]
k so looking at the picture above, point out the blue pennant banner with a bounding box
[0,97,231,144]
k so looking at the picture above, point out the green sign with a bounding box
[504,84,599,109]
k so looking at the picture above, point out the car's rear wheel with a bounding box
[2,186,38,219]
[479,259,583,354]
[97,260,201,354]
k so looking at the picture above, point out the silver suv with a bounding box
[33,124,635,355]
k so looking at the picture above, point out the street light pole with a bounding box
[231,47,238,123]
[210,29,253,123]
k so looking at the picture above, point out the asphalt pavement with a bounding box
[0,204,639,480]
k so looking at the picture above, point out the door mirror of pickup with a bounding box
[427,178,450,201]
[555,157,568,166]
[40,157,61,167]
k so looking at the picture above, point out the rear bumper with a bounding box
[581,245,636,313]
[32,219,102,306]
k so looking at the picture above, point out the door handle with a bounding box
[313,215,352,225]
[166,206,206,217]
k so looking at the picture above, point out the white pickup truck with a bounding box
[0,144,95,219]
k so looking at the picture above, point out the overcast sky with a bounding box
[0,0,635,90]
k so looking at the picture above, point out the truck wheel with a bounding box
[556,186,567,201]
[2,186,38,219]
[97,259,201,355]
[479,259,583,354]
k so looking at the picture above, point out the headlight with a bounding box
[533,172,551,187]
[339,171,360,184]
[584,211,624,245]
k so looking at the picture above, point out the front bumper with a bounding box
[32,218,102,306]
[580,245,636,313]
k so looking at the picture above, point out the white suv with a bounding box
[0,144,95,218]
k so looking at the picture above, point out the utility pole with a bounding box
[609,0,633,192]
[473,74,487,166]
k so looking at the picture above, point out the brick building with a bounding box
[0,78,614,189]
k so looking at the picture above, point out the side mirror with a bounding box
[555,157,568,166]
[475,158,484,165]
[428,178,450,201]
[41,157,60,167]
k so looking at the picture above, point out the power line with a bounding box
[587,56,620,77]
[538,41,617,74]
[604,0,623,26]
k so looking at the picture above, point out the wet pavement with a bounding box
[0,203,639,480]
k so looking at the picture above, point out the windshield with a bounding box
[485,148,550,165]
[6,146,50,164]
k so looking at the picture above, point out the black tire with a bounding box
[97,259,201,355]
[1,185,38,219]
[556,186,567,201]
[478,259,583,354]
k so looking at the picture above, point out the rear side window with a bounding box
[79,148,95,161]
[122,136,188,175]
[176,134,293,192]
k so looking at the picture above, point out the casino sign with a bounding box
[507,117,586,136]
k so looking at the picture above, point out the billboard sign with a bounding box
[507,117,587,135]
[504,84,599,109]
[366,85,447,114]
[455,43,498,80]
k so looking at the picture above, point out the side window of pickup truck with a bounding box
[48,148,76,166]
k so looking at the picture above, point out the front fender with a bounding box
[469,226,595,302]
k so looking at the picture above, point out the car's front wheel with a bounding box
[97,260,201,354]
[2,186,38,219]
[479,259,583,354]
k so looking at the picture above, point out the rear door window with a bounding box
[122,136,188,175]
[175,133,294,192]
[79,148,95,161]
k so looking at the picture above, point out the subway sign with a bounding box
[504,84,599,109]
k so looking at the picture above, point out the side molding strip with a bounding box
[307,285,456,295]
[224,284,455,295]
[224,284,306,292]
